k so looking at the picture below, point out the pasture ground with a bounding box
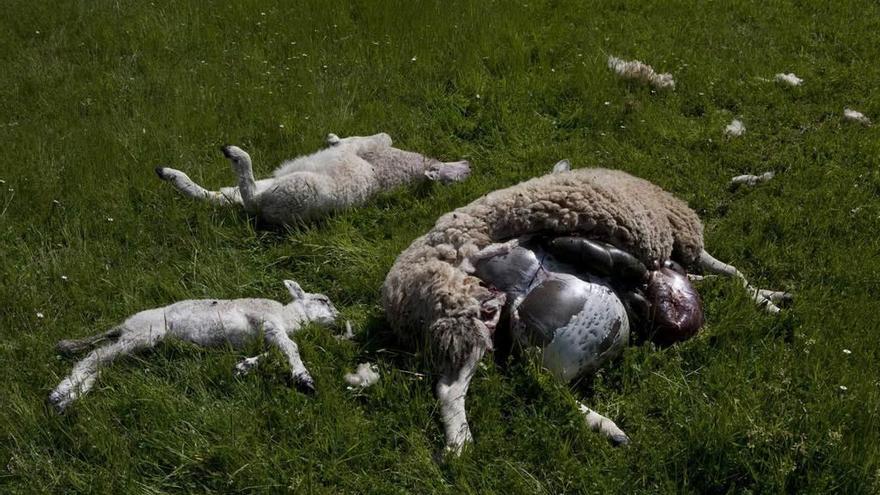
[1,0,878,492]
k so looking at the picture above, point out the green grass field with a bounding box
[2,0,879,492]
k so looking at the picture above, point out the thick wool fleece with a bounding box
[381,168,703,370]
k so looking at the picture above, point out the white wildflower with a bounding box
[843,349,852,355]
[839,385,848,391]
[61,275,69,282]
[106,217,114,222]
[36,312,44,319]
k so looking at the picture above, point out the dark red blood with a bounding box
[646,267,704,345]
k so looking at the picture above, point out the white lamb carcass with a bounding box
[156,133,471,225]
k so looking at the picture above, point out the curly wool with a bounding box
[607,56,676,90]
[381,168,703,370]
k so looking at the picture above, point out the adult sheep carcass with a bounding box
[382,163,789,453]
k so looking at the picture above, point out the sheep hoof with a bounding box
[47,391,71,413]
[610,433,630,447]
[155,167,172,180]
[293,376,317,396]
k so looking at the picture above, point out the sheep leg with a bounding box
[234,352,269,376]
[155,166,240,206]
[55,327,122,356]
[578,401,629,446]
[436,347,484,455]
[263,322,315,394]
[48,327,166,411]
[325,132,392,151]
[697,250,792,313]
[424,160,471,184]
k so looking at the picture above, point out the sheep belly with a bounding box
[158,299,283,348]
[516,276,630,382]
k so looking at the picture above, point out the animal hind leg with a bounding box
[325,132,392,152]
[436,346,484,455]
[48,328,166,411]
[578,401,629,446]
[155,166,239,206]
[425,160,471,184]
[55,327,122,356]
[697,250,792,313]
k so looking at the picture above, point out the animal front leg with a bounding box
[155,167,239,206]
[697,250,792,313]
[436,346,484,455]
[234,352,269,376]
[577,401,629,446]
[263,323,315,394]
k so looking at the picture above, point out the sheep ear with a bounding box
[284,280,306,300]
[552,159,571,173]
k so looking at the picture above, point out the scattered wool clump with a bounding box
[607,55,675,90]
[843,108,871,126]
[775,73,803,86]
[344,363,380,388]
[730,171,774,189]
[724,119,745,137]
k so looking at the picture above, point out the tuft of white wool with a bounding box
[607,56,675,90]
[843,108,871,126]
[724,119,745,137]
[730,171,774,189]
[775,73,803,86]
[344,363,380,388]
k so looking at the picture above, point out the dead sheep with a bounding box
[49,280,338,411]
[382,165,789,453]
[156,133,471,225]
